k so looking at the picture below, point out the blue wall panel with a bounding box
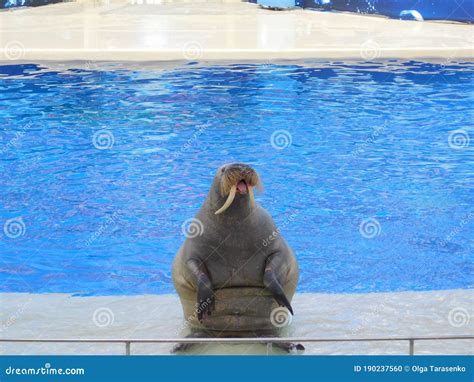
[304,0,473,23]
[1,0,62,9]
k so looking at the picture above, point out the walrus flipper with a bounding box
[263,254,294,315]
[273,342,305,353]
[171,331,210,354]
[186,259,215,321]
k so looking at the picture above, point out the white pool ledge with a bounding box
[0,0,473,61]
[1,289,473,355]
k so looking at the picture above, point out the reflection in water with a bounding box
[0,61,473,295]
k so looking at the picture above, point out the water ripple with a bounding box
[0,61,473,295]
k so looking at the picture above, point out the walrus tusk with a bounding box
[215,185,236,215]
[249,186,255,209]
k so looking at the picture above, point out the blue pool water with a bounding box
[0,61,473,296]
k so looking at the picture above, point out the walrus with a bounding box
[172,163,301,352]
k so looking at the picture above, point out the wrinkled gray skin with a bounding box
[172,163,299,351]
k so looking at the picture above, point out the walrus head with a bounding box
[214,163,262,215]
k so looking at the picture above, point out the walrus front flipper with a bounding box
[196,277,215,322]
[263,255,294,315]
[186,259,215,321]
[171,331,209,354]
[273,342,305,353]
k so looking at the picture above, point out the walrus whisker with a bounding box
[215,185,237,215]
[249,186,255,209]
